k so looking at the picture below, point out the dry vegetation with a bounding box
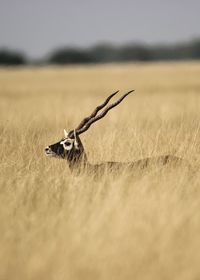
[0,62,200,280]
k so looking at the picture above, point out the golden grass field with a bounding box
[0,62,200,280]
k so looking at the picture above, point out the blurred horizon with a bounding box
[1,0,200,59]
[0,37,200,65]
[1,36,200,57]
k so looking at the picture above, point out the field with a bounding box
[0,62,200,280]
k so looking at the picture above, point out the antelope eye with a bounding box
[65,142,71,146]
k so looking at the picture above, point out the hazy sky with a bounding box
[0,0,200,58]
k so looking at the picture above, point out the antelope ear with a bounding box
[64,129,68,138]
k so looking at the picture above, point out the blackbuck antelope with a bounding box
[45,90,182,175]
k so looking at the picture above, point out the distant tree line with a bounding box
[48,39,200,64]
[1,39,200,65]
[0,49,26,65]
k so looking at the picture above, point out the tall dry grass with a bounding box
[0,62,200,280]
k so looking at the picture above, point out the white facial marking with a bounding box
[60,138,74,150]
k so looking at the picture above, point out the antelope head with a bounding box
[45,90,134,168]
[45,129,86,167]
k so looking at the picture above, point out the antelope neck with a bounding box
[66,149,88,172]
